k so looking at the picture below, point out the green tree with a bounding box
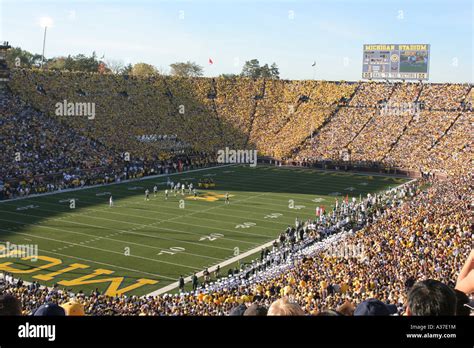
[45,57,67,70]
[130,62,158,77]
[121,63,133,75]
[241,59,261,78]
[270,63,280,79]
[6,47,42,68]
[170,61,203,77]
[62,52,101,72]
[259,64,272,78]
[218,73,239,79]
[240,59,279,79]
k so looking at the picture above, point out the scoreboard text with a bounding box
[362,44,430,80]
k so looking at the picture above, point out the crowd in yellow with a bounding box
[0,70,471,316]
[1,175,471,316]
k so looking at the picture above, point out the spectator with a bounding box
[61,300,85,316]
[267,297,305,316]
[32,303,66,316]
[243,304,268,316]
[455,250,474,296]
[354,298,397,316]
[405,280,456,316]
[0,294,22,316]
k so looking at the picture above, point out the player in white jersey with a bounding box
[145,189,150,201]
[165,189,169,200]
[181,184,185,195]
[225,192,230,205]
[109,195,113,207]
[153,185,158,197]
[189,183,193,194]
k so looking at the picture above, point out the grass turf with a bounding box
[0,165,410,296]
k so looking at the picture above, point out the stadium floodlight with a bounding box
[39,16,53,28]
[38,17,53,68]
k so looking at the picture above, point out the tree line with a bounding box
[6,47,280,79]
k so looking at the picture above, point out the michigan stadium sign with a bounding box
[362,44,430,80]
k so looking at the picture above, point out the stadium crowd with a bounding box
[0,69,472,316]
[1,175,472,316]
[0,84,216,200]
[298,82,472,175]
[7,70,473,178]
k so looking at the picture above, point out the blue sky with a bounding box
[1,0,472,82]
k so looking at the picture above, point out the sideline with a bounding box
[146,239,276,296]
[147,175,417,296]
[0,164,235,204]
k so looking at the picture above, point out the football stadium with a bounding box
[0,0,472,346]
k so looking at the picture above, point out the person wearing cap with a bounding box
[354,298,398,316]
[0,294,22,316]
[32,302,66,316]
[61,300,85,316]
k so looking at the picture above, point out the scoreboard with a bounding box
[362,44,430,80]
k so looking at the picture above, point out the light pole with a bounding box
[39,17,53,69]
[41,26,47,68]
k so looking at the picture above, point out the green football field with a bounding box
[0,165,410,296]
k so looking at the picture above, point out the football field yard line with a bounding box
[0,163,237,204]
[0,167,328,289]
[0,226,203,271]
[12,199,281,235]
[0,216,236,252]
[147,238,278,296]
[147,174,416,295]
[4,165,389,227]
[19,191,301,226]
[0,205,271,242]
[0,165,412,294]
[0,166,314,238]
[0,216,223,261]
[24,165,337,209]
[1,166,300,238]
[0,237,177,281]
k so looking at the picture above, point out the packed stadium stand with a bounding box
[8,70,472,177]
[1,68,472,316]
